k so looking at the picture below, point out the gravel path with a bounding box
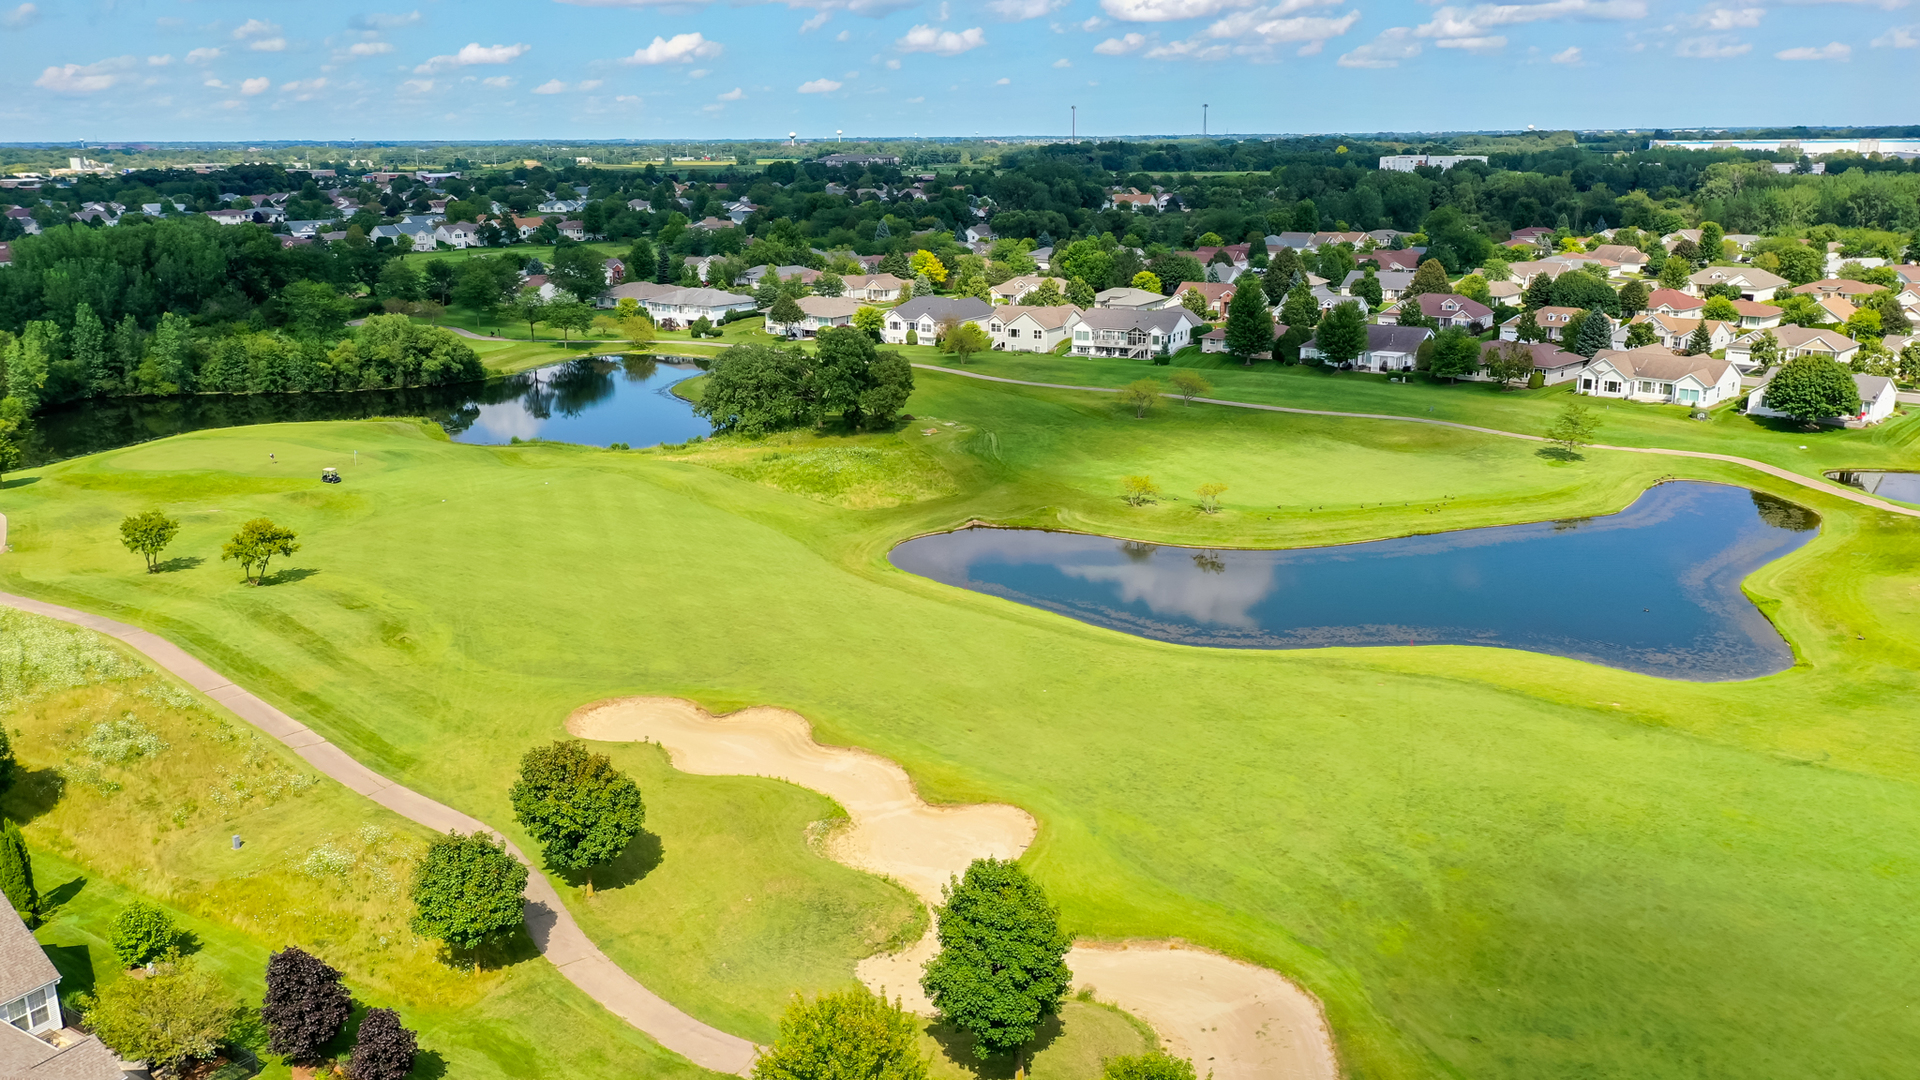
[0,592,760,1077]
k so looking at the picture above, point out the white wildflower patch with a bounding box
[82,715,170,763]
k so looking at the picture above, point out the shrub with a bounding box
[263,946,352,1062]
[80,956,234,1070]
[0,820,35,920]
[346,1007,417,1080]
[1121,475,1159,507]
[112,900,179,967]
[753,988,926,1080]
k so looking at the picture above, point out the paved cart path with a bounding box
[910,364,1920,521]
[0,591,761,1077]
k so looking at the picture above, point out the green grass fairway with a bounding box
[2,368,1918,1079]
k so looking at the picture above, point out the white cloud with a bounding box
[801,11,832,30]
[616,94,640,102]
[400,77,436,93]
[148,54,174,65]
[232,19,280,40]
[896,24,987,52]
[837,29,852,39]
[186,47,224,64]
[1872,22,1919,43]
[532,79,569,93]
[989,0,1069,18]
[1338,25,1421,65]
[1053,55,1073,64]
[1094,30,1150,51]
[1550,44,1582,60]
[349,41,394,56]
[798,76,843,91]
[249,37,288,52]
[1201,6,1360,48]
[1435,33,1507,49]
[1144,36,1228,56]
[240,75,270,94]
[885,57,902,67]
[204,78,228,89]
[1415,0,1646,44]
[1102,0,1246,20]
[994,75,1011,82]
[1080,15,1109,29]
[1695,6,1764,27]
[415,42,529,72]
[1776,40,1851,57]
[579,78,603,89]
[351,11,422,30]
[906,94,926,101]
[1675,32,1751,54]
[620,32,723,64]
[281,76,328,99]
[482,75,514,87]
[34,56,135,92]
[3,3,37,29]
[718,85,745,99]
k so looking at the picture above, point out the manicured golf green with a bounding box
[2,368,1918,1080]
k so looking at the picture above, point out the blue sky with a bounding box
[2,0,1916,141]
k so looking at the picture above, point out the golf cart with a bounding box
[322,467,342,484]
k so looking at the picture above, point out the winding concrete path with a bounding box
[910,364,1920,521]
[0,592,761,1077]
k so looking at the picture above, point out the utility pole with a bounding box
[1203,103,1209,137]
[1071,105,1076,142]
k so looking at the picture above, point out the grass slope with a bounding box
[0,371,1917,1079]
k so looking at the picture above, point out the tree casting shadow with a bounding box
[0,476,40,490]
[1534,446,1585,463]
[259,566,321,586]
[560,829,664,892]
[1,767,67,826]
[152,555,205,573]
[923,1013,1065,1080]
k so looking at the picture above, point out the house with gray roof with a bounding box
[1064,307,1203,360]
[883,297,994,345]
[1301,323,1432,371]
[637,286,757,327]
[1341,268,1415,301]
[1577,346,1740,406]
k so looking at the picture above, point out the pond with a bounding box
[889,482,1819,681]
[1828,471,1920,505]
[21,356,712,466]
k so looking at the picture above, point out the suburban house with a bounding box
[1723,299,1784,329]
[1343,269,1416,300]
[603,258,626,284]
[1265,232,1317,252]
[841,273,907,302]
[597,281,678,309]
[1748,371,1897,426]
[1173,281,1236,317]
[766,296,863,338]
[1360,249,1421,273]
[1613,313,1738,352]
[555,220,586,241]
[1588,244,1648,273]
[741,264,821,286]
[638,286,758,327]
[1183,246,1252,273]
[1508,226,1553,247]
[1499,305,1583,341]
[1487,280,1522,305]
[1576,346,1741,406]
[1400,292,1493,332]
[1643,288,1706,317]
[883,297,993,345]
[1301,323,1433,371]
[1809,295,1857,325]
[1094,287,1177,311]
[1792,278,1882,300]
[1028,246,1054,270]
[1725,326,1861,368]
[990,275,1067,305]
[1106,188,1171,210]
[434,221,483,249]
[1685,266,1787,301]
[1065,307,1203,359]
[1481,340,1589,384]
[510,216,548,239]
[984,305,1080,353]
[1312,286,1363,313]
[0,894,121,1078]
[519,274,563,302]
[1503,260,1581,288]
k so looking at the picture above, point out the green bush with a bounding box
[111,900,180,967]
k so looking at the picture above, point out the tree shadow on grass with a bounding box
[259,567,321,587]
[153,556,205,574]
[0,476,40,490]
[39,875,86,918]
[924,1014,1064,1080]
[557,829,663,893]
[1534,446,1584,463]
[2,767,67,826]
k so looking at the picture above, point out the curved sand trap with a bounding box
[568,697,1338,1080]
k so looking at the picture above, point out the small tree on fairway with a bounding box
[920,857,1073,1062]
[1104,1051,1200,1080]
[0,820,35,921]
[510,740,646,886]
[79,956,234,1071]
[1169,369,1210,405]
[263,947,351,1062]
[509,290,548,341]
[1118,379,1160,418]
[1760,355,1861,425]
[221,518,299,585]
[1223,276,1273,365]
[1312,301,1368,366]
[1545,401,1600,454]
[410,831,528,955]
[1195,482,1227,513]
[940,321,990,365]
[347,1007,418,1080]
[546,301,594,342]
[1682,323,1714,356]
[119,510,180,573]
[1120,475,1158,506]
[112,901,179,967]
[752,987,928,1080]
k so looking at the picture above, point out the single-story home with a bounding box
[1094,287,1177,311]
[1172,281,1236,317]
[990,275,1068,305]
[985,305,1080,353]
[1791,278,1882,300]
[741,264,822,286]
[519,274,563,302]
[1588,244,1648,274]
[1644,288,1705,317]
[1499,305,1584,341]
[1312,286,1366,314]
[1343,269,1416,300]
[1504,260,1581,288]
[1613,313,1738,353]
[1199,317,1290,358]
[1360,249,1421,273]
[1747,371,1896,426]
[1065,307,1203,359]
[766,295,864,338]
[1576,346,1741,406]
[1686,266,1787,301]
[1725,325,1861,369]
[1401,292,1493,332]
[842,273,907,302]
[1301,323,1433,372]
[1726,299,1783,329]
[597,281,678,309]
[639,286,758,327]
[1487,280,1523,305]
[883,297,994,345]
[1481,340,1589,384]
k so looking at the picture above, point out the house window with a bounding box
[1008,328,1021,338]
[1581,378,1594,390]
[1678,388,1699,404]
[1638,380,1656,393]
[1660,383,1674,396]
[1605,380,1621,393]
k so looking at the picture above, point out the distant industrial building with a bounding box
[1649,137,1920,159]
[1377,155,1489,172]
[818,153,901,166]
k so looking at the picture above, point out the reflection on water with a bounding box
[22,355,712,466]
[1828,470,1920,505]
[890,482,1818,680]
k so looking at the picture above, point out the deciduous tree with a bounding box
[922,858,1073,1061]
[1545,401,1599,453]
[1428,328,1482,382]
[1118,379,1160,417]
[1169,369,1210,405]
[119,510,180,573]
[510,740,646,883]
[1104,1052,1200,1080]
[939,321,990,365]
[509,290,548,341]
[1280,278,1319,331]
[1405,258,1450,298]
[1223,280,1272,365]
[751,988,927,1080]
[409,831,528,954]
[1130,270,1162,294]
[1760,355,1861,425]
[346,1007,418,1080]
[1313,301,1369,365]
[221,518,299,585]
[112,901,179,967]
[1483,341,1536,390]
[852,305,886,341]
[1625,321,1659,348]
[262,947,352,1062]
[79,956,235,1071]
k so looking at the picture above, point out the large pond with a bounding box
[890,482,1819,680]
[21,356,711,466]
[1828,471,1920,505]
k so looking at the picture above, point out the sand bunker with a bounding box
[568,696,1338,1080]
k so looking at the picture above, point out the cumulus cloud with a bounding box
[533,79,568,93]
[186,46,224,63]
[232,19,280,40]
[1695,6,1764,27]
[249,37,288,52]
[1094,30,1150,51]
[148,54,174,65]
[1201,6,1360,49]
[1551,44,1582,60]
[1872,23,1919,43]
[718,85,745,99]
[1776,40,1851,57]
[1101,0,1249,21]
[801,11,832,30]
[1338,26,1421,65]
[837,29,852,39]
[1675,32,1750,54]
[281,77,328,99]
[240,75,271,94]
[415,42,529,72]
[797,76,843,91]
[896,24,987,52]
[620,32,723,63]
[349,41,394,56]
[994,75,1011,82]
[482,75,514,87]
[3,3,37,29]
[1415,0,1646,48]
[1436,33,1506,49]
[34,56,135,92]
[350,11,422,30]
[400,78,436,93]
[1053,56,1073,65]
[989,0,1069,18]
